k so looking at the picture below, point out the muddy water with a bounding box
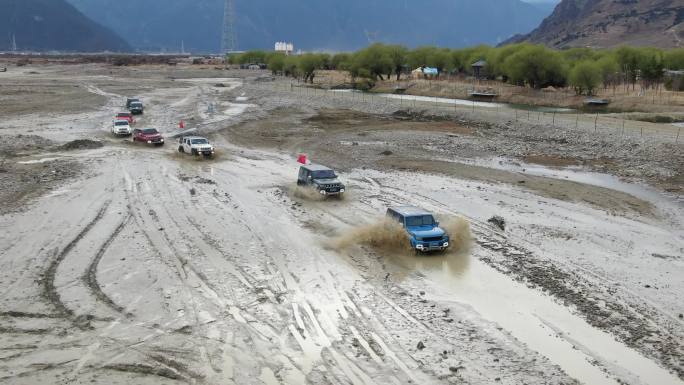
[473,156,684,224]
[401,254,682,385]
[330,89,581,113]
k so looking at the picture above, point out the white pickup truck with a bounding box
[177,136,215,157]
[111,120,132,136]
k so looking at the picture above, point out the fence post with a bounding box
[622,119,625,136]
[575,111,579,129]
[677,127,681,143]
[594,114,598,132]
[552,112,556,126]
[640,126,643,137]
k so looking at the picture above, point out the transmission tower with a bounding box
[221,0,237,54]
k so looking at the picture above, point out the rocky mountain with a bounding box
[0,0,131,52]
[507,0,684,48]
[66,0,552,53]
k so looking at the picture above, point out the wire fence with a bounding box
[253,80,682,144]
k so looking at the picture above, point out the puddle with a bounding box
[422,257,681,385]
[385,252,471,279]
[175,78,239,84]
[17,157,62,164]
[331,90,503,108]
[330,89,585,113]
[509,103,576,113]
[444,156,683,222]
[376,93,505,108]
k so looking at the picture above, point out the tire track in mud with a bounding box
[121,171,240,379]
[43,201,111,322]
[368,177,684,379]
[98,363,185,381]
[174,170,376,382]
[82,213,132,316]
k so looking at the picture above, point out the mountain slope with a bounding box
[66,0,552,52]
[509,0,684,48]
[0,0,130,52]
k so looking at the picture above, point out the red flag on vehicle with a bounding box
[297,154,307,164]
[179,120,185,129]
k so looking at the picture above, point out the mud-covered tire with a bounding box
[191,149,199,156]
[178,146,184,153]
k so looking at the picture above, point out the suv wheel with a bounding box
[178,146,184,153]
[191,149,198,156]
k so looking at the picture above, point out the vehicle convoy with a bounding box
[111,120,132,136]
[115,112,135,124]
[178,136,215,157]
[129,101,144,115]
[297,164,346,196]
[133,128,164,146]
[386,206,450,252]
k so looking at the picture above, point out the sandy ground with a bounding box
[0,63,682,385]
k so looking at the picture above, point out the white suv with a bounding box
[178,136,215,157]
[112,120,132,136]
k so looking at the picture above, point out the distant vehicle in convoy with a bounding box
[133,128,164,146]
[297,164,346,196]
[128,101,144,115]
[111,120,132,136]
[126,98,140,109]
[178,136,215,157]
[386,206,450,253]
[115,112,135,124]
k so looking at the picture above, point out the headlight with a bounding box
[147,140,152,143]
[340,188,345,193]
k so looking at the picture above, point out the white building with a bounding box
[274,42,294,55]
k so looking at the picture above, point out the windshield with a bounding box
[312,170,336,179]
[405,215,435,227]
[142,129,158,134]
[117,113,130,117]
[115,121,128,126]
[131,102,142,107]
[191,139,208,144]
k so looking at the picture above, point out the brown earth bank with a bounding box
[219,107,681,212]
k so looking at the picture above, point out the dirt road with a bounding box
[0,64,682,385]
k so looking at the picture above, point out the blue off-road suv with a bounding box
[386,206,450,252]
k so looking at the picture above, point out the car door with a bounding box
[297,167,307,184]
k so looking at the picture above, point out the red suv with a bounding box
[115,112,135,124]
[132,128,164,146]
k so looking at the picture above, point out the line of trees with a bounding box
[228,44,684,95]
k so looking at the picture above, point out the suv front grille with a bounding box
[423,236,443,242]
